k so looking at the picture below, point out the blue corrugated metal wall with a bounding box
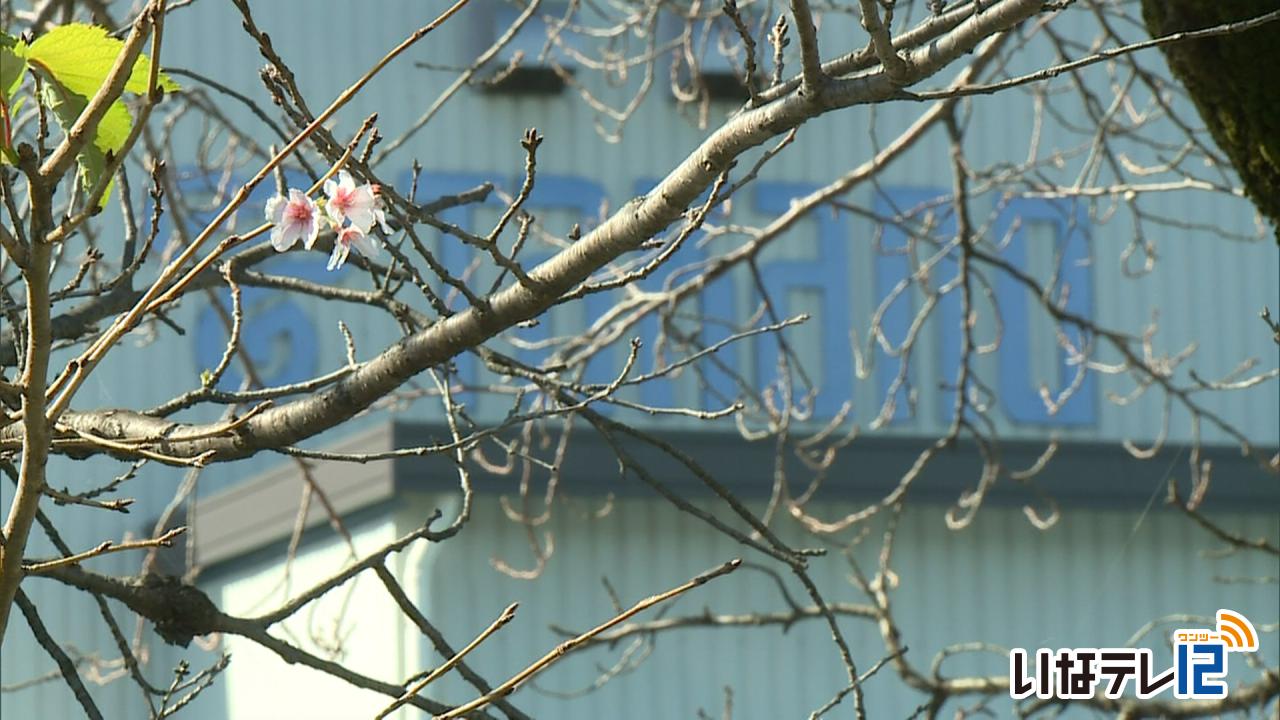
[46,0,1277,451]
[412,491,1279,718]
[2,1,1277,718]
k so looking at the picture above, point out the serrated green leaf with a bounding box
[39,78,123,207]
[23,23,179,100]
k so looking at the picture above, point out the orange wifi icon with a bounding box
[1216,609,1259,652]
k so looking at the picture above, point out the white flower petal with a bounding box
[302,217,320,250]
[265,195,287,224]
[346,208,376,234]
[271,224,298,252]
[351,230,380,258]
[327,242,348,271]
[325,201,345,226]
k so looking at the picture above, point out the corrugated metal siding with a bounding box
[1,456,189,720]
[3,3,1278,718]
[411,491,1279,718]
[53,0,1272,450]
[10,469,1273,719]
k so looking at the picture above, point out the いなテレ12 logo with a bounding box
[1171,609,1259,699]
[1009,609,1260,701]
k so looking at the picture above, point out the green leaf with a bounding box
[1,40,23,165]
[39,77,124,206]
[21,23,179,99]
[7,23,181,184]
[1,41,24,103]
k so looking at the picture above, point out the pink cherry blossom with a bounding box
[327,224,381,271]
[265,189,320,252]
[324,170,391,235]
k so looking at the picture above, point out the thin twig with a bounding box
[436,559,742,719]
[376,603,519,719]
[23,526,187,573]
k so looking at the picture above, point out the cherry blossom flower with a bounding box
[324,170,391,235]
[264,189,321,252]
[327,224,381,271]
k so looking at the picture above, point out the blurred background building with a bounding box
[2,1,1277,718]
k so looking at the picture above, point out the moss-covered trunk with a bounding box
[1141,0,1280,240]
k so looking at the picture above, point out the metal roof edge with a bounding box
[187,420,1277,569]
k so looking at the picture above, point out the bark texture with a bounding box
[1141,0,1280,240]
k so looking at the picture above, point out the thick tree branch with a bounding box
[789,0,826,94]
[0,152,56,644]
[0,0,1046,464]
[32,564,465,716]
[859,0,911,85]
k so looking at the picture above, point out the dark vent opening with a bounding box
[481,66,568,95]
